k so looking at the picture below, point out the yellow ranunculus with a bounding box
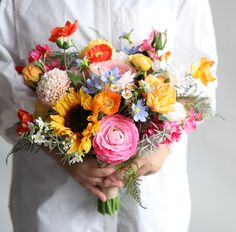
[22,64,42,88]
[145,74,176,114]
[191,57,216,86]
[129,54,153,72]
[80,38,113,58]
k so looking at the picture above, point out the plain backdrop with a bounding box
[0,0,236,231]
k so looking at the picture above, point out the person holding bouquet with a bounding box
[0,0,217,231]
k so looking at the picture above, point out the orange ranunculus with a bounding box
[48,20,78,42]
[85,44,112,63]
[22,64,43,88]
[93,90,121,115]
[191,57,216,86]
[145,75,176,114]
[16,109,33,134]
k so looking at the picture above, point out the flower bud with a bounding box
[151,30,167,51]
[129,54,152,72]
[56,37,73,49]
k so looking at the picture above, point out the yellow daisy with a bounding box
[50,88,100,155]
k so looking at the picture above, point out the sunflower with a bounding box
[50,88,100,155]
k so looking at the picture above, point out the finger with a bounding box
[85,185,107,202]
[102,176,123,188]
[87,166,116,178]
[136,166,150,177]
[82,176,104,186]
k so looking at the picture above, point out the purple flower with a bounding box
[101,66,121,84]
[123,45,140,55]
[82,74,102,94]
[132,99,149,122]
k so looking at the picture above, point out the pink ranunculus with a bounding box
[28,44,52,63]
[93,114,139,164]
[90,60,136,87]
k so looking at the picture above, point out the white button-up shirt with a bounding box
[0,0,217,231]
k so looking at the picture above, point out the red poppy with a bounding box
[16,109,33,134]
[85,44,112,63]
[48,20,78,42]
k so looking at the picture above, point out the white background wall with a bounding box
[0,0,236,231]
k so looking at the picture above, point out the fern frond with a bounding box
[6,138,34,164]
[123,166,146,209]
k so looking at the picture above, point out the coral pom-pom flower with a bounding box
[48,20,78,42]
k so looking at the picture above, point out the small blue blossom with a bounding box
[101,66,121,84]
[82,74,102,94]
[123,45,140,55]
[132,99,149,122]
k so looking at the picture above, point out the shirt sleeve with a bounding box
[172,0,217,110]
[0,0,35,144]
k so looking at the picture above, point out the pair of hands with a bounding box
[51,144,169,202]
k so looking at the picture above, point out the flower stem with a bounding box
[64,49,68,70]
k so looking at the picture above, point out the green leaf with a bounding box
[67,72,84,86]
[158,114,169,121]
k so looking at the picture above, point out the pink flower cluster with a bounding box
[28,44,52,63]
[183,109,203,134]
[139,31,158,56]
[93,114,139,164]
[28,44,63,71]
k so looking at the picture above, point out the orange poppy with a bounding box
[93,90,121,115]
[85,44,112,63]
[48,20,78,42]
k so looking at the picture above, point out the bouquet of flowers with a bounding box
[9,20,216,215]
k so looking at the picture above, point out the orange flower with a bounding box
[16,109,33,134]
[191,57,216,86]
[48,20,78,42]
[85,44,112,63]
[93,90,121,115]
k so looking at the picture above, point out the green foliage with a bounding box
[6,138,34,164]
[67,72,84,86]
[123,165,146,209]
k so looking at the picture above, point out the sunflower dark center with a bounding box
[65,106,91,133]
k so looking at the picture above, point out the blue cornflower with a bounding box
[101,66,121,84]
[82,74,102,94]
[132,99,149,122]
[123,45,140,55]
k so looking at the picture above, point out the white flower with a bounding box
[165,102,187,122]
[118,71,136,89]
[69,153,83,164]
[121,89,133,99]
[111,51,129,63]
[110,84,121,92]
[152,59,167,72]
[32,132,46,145]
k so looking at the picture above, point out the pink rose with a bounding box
[93,114,139,164]
[90,60,136,87]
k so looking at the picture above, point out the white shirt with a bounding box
[0,0,217,231]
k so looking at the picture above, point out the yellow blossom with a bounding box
[191,57,216,86]
[22,64,42,88]
[145,74,176,114]
[129,54,153,72]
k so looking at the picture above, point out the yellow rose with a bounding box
[22,64,42,88]
[191,57,216,86]
[80,38,113,58]
[145,74,176,114]
[129,54,153,72]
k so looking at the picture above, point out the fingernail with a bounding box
[101,196,106,202]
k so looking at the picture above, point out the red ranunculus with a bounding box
[16,109,33,134]
[85,44,112,63]
[48,20,78,42]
